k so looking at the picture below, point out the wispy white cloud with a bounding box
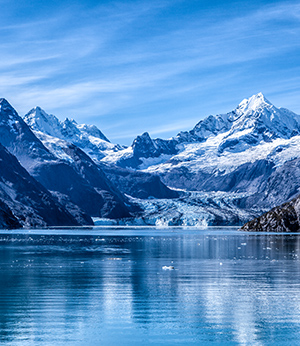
[0,0,300,144]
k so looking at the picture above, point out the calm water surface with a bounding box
[1,227,300,345]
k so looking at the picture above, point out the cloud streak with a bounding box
[0,0,300,144]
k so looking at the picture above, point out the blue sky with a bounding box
[0,0,300,145]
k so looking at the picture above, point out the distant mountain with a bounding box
[24,107,179,202]
[101,93,300,200]
[100,93,300,225]
[0,99,133,222]
[24,107,121,163]
[102,93,300,174]
[178,92,300,145]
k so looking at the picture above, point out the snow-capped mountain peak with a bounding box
[24,107,121,163]
[102,93,300,173]
[229,93,300,141]
[180,93,277,144]
[185,92,300,152]
[0,98,20,122]
[25,106,62,138]
[236,92,271,115]
[0,98,13,108]
[76,123,110,142]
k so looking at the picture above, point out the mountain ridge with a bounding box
[0,92,298,228]
[24,106,119,163]
[21,92,300,227]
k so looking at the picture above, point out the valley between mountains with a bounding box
[0,92,299,231]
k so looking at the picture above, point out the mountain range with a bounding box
[0,93,299,230]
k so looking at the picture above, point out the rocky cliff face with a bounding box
[241,195,300,232]
[0,198,21,229]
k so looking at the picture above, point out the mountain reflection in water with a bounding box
[0,230,300,345]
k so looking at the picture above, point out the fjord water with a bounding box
[1,228,300,345]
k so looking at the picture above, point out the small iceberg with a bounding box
[162,266,175,270]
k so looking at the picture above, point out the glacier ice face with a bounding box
[122,191,263,227]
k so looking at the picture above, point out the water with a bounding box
[1,227,300,345]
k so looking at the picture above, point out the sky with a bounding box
[0,0,300,145]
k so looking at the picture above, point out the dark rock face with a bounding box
[241,195,300,232]
[102,164,179,200]
[61,144,134,218]
[0,143,82,227]
[234,157,300,212]
[239,158,300,232]
[0,199,21,229]
[49,191,94,226]
[133,132,157,158]
[132,132,178,158]
[254,158,300,208]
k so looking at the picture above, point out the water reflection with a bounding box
[0,232,300,345]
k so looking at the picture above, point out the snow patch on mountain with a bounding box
[145,135,300,176]
[101,146,134,163]
[32,131,76,164]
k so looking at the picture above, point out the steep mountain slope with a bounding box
[0,99,132,221]
[31,129,176,203]
[24,130,138,218]
[0,142,81,227]
[0,99,54,170]
[102,164,179,200]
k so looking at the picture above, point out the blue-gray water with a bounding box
[1,227,300,345]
